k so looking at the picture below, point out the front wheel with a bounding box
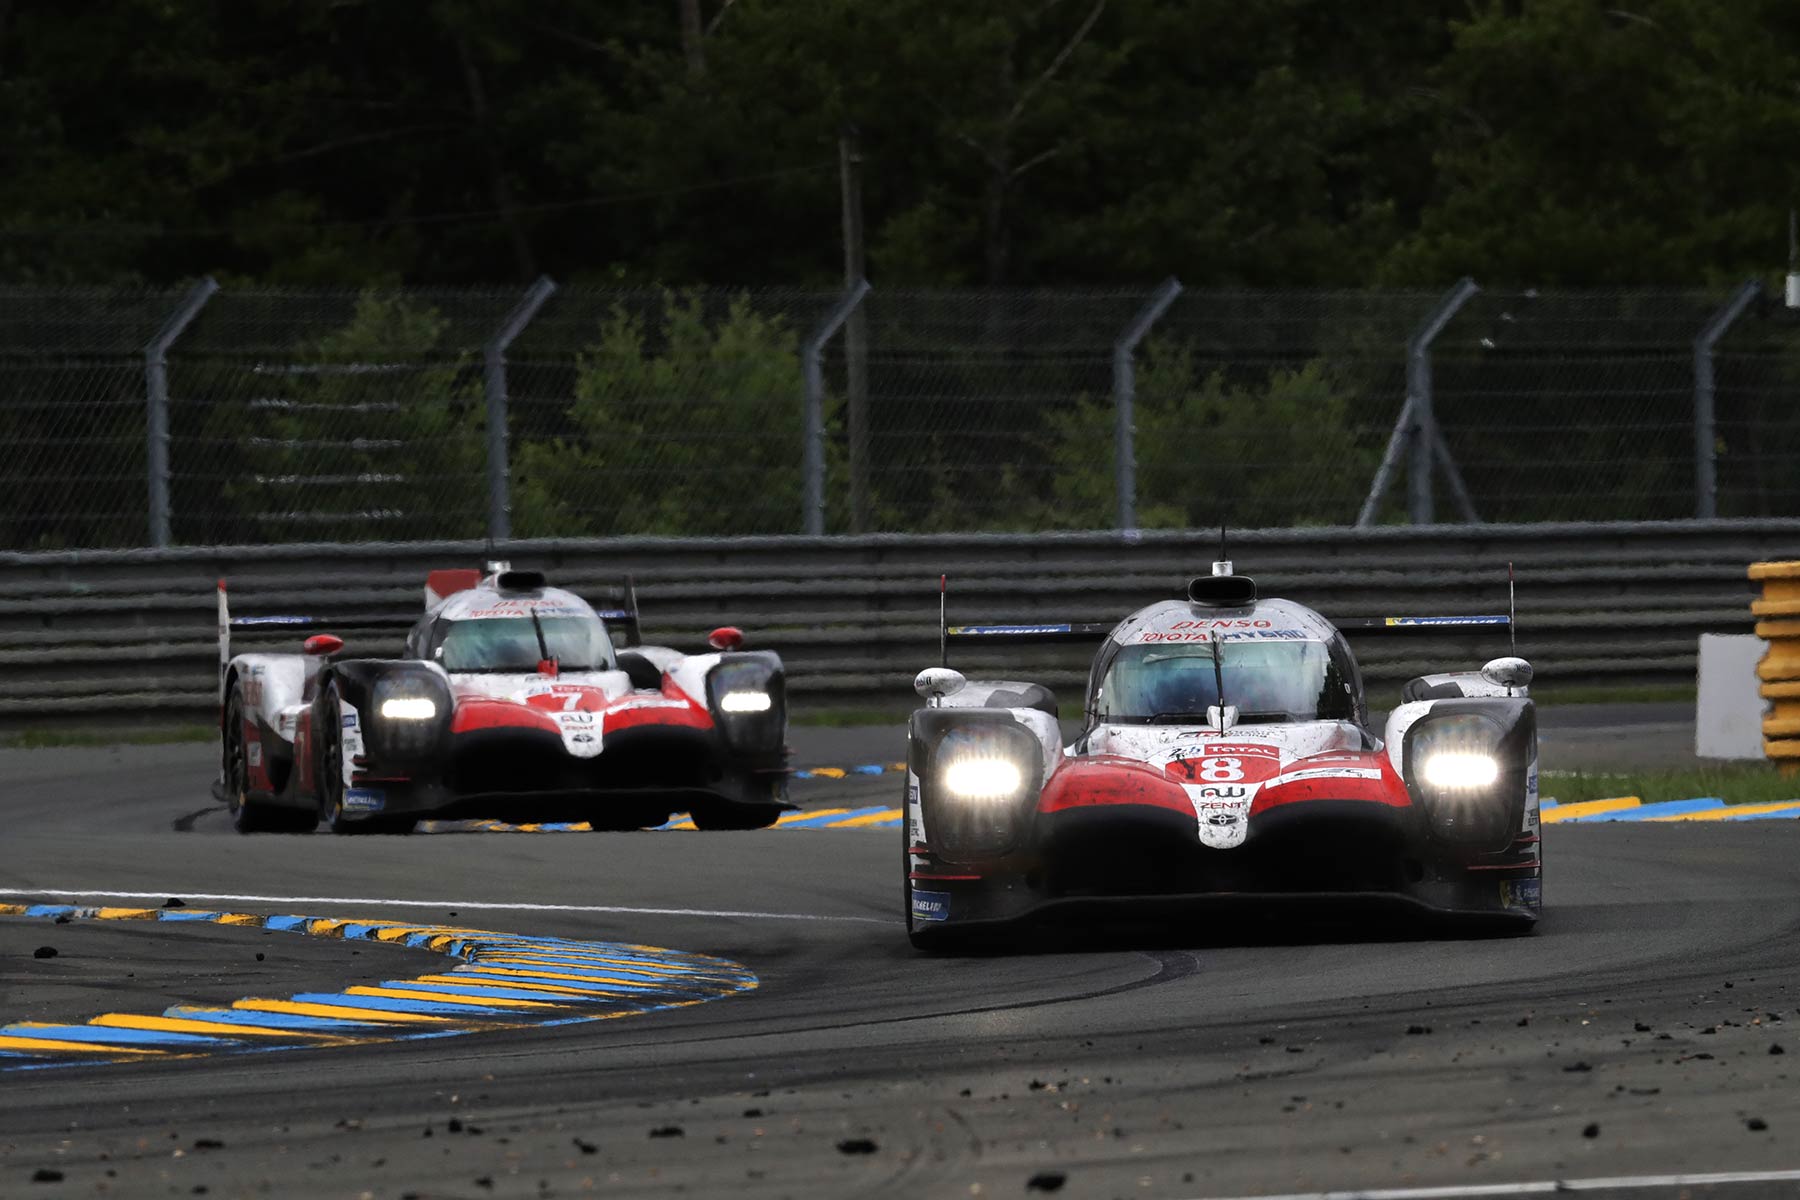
[901,781,946,951]
[690,803,785,831]
[317,685,369,836]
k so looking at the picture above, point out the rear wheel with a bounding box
[224,686,315,834]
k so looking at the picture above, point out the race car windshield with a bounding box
[436,616,616,673]
[1096,640,1353,724]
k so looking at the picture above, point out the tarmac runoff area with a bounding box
[6,705,1800,1199]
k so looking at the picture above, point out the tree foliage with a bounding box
[511,293,806,536]
[2,0,1796,288]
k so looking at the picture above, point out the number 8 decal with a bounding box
[1199,756,1244,783]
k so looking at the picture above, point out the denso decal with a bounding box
[612,699,689,711]
[465,602,587,619]
[911,890,951,923]
[1135,628,1308,644]
[1167,619,1272,631]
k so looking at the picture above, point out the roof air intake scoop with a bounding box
[1187,569,1257,607]
[496,569,547,594]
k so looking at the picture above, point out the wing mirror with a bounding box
[708,626,745,651]
[914,667,966,706]
[1480,656,1533,690]
[303,634,344,657]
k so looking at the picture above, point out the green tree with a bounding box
[511,293,807,536]
[1040,350,1380,529]
[186,294,483,543]
[1383,0,1800,285]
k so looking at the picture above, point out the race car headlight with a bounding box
[1404,712,1521,849]
[924,720,1042,861]
[366,671,452,763]
[706,656,785,754]
[1420,752,1498,790]
[941,755,1025,801]
[380,697,437,721]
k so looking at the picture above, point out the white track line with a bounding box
[1193,1166,1800,1200]
[0,887,893,924]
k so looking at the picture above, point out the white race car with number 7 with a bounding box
[215,563,791,834]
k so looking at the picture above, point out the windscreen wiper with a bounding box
[528,610,555,672]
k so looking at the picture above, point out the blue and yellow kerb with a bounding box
[0,903,755,1071]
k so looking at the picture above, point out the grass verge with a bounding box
[0,725,215,749]
[1543,762,1800,807]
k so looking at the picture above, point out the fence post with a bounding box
[802,280,871,536]
[483,275,557,541]
[143,276,219,548]
[1112,277,1182,532]
[1693,280,1760,520]
[1404,277,1479,524]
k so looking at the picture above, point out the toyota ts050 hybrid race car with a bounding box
[901,562,1539,949]
[215,564,790,834]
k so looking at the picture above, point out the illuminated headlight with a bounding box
[923,720,1043,861]
[1404,711,1523,849]
[706,655,785,753]
[1421,752,1498,789]
[380,697,437,721]
[942,756,1025,801]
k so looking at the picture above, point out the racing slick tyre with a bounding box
[224,684,316,834]
[316,685,411,835]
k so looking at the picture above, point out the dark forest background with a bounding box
[4,0,1799,288]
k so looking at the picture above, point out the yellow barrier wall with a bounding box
[1750,560,1800,773]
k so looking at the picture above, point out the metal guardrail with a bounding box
[4,519,1799,726]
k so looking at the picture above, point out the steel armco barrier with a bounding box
[5,519,1800,728]
[1750,560,1800,773]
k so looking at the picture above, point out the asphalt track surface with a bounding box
[6,705,1800,1200]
